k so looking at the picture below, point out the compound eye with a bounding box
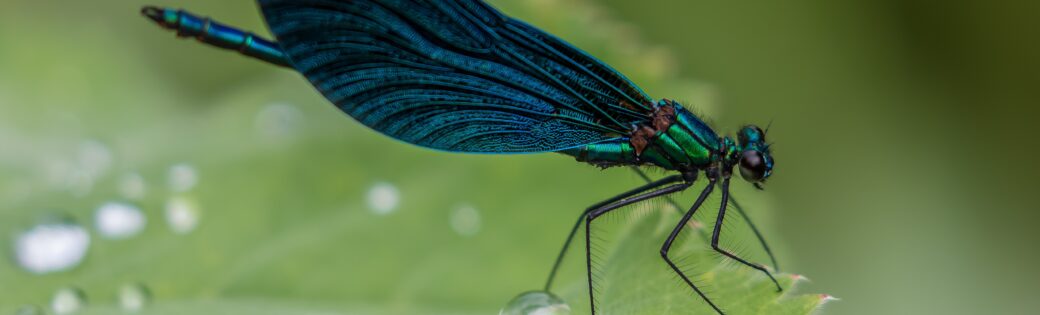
[738,150,766,181]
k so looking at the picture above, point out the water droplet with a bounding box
[77,140,112,181]
[118,172,147,200]
[94,202,146,239]
[118,283,151,312]
[500,291,570,315]
[14,305,44,315]
[449,204,481,237]
[254,102,304,141]
[168,163,198,193]
[65,169,94,197]
[43,158,75,189]
[13,218,90,274]
[165,196,199,234]
[366,182,399,215]
[50,287,86,314]
[40,140,112,196]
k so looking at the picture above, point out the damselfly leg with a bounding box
[544,174,685,290]
[635,167,778,271]
[545,171,781,314]
[631,167,710,241]
[584,181,693,315]
[660,178,723,314]
[711,178,782,291]
[729,194,780,272]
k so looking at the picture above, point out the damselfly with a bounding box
[142,1,780,314]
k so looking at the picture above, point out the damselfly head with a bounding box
[736,125,774,184]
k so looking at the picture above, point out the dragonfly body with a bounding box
[142,2,780,314]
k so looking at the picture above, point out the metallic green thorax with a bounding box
[562,100,724,171]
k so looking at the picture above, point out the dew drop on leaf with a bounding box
[449,203,481,237]
[95,202,146,239]
[366,182,399,215]
[50,287,86,315]
[168,163,198,193]
[14,305,44,315]
[500,291,571,315]
[13,217,90,274]
[118,283,151,312]
[165,195,200,234]
[117,172,147,200]
[254,102,304,142]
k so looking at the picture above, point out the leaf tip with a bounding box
[819,294,840,303]
[790,273,810,282]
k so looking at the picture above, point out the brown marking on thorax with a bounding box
[630,126,656,155]
[653,104,676,130]
[629,101,678,156]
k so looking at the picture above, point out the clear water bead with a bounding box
[117,172,147,200]
[45,140,113,196]
[94,202,146,239]
[449,204,481,236]
[118,283,151,312]
[366,182,400,215]
[77,140,112,179]
[14,305,43,315]
[13,218,90,274]
[164,196,199,234]
[254,102,304,141]
[500,291,571,315]
[168,163,198,192]
[51,287,86,314]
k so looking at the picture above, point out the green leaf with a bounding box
[548,192,830,315]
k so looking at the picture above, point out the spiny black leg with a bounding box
[630,167,710,240]
[585,182,691,315]
[711,178,782,291]
[544,174,685,291]
[729,195,780,272]
[660,179,724,315]
[630,168,685,215]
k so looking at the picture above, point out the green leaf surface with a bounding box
[551,199,829,314]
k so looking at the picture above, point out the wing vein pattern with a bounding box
[260,0,655,153]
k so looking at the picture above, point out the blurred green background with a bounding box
[2,0,1038,314]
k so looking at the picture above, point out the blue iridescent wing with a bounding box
[258,0,655,153]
